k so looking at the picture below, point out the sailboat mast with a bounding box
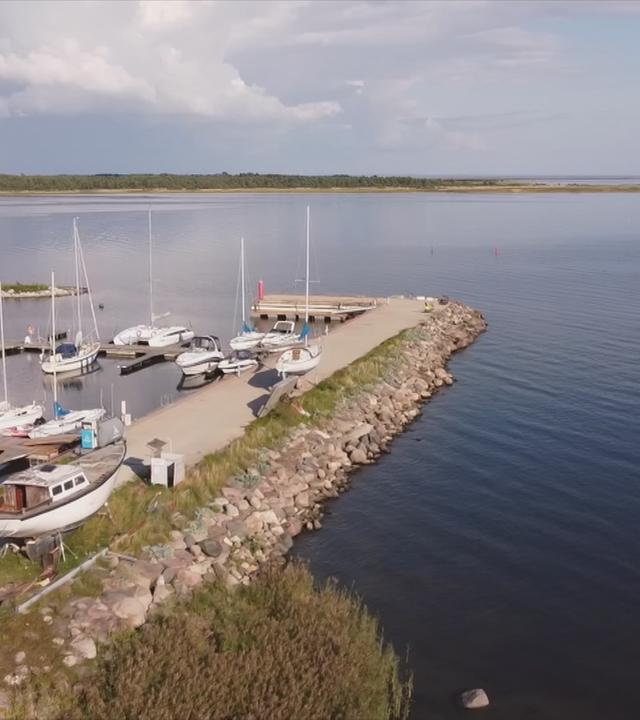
[240,237,246,327]
[148,209,154,325]
[74,218,82,340]
[51,271,58,406]
[0,281,8,405]
[305,205,310,328]
[77,221,100,341]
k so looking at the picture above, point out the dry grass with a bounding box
[55,562,411,720]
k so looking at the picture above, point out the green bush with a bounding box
[62,563,411,720]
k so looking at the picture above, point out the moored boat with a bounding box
[0,280,44,431]
[113,210,193,347]
[175,335,224,375]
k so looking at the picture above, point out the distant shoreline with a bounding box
[2,184,640,196]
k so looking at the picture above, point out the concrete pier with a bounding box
[119,297,426,485]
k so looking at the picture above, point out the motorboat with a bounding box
[175,335,224,376]
[0,440,125,539]
[258,320,300,352]
[218,349,259,375]
[0,280,44,431]
[40,219,101,375]
[114,324,194,348]
[276,206,322,377]
[229,238,265,351]
[28,405,105,439]
[113,210,192,347]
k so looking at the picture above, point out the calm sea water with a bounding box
[2,192,640,717]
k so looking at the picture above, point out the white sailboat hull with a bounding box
[276,344,322,377]
[28,408,105,439]
[41,343,100,374]
[0,403,44,432]
[0,463,120,539]
[229,332,265,351]
[114,325,194,347]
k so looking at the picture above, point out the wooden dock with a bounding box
[3,339,186,375]
[251,294,377,322]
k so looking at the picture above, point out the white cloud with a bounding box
[0,1,340,123]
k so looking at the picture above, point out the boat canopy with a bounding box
[55,343,77,358]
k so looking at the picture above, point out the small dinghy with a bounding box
[175,335,224,376]
[218,349,259,375]
[0,440,125,539]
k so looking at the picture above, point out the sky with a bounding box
[0,0,639,176]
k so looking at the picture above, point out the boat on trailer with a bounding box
[0,440,125,539]
[28,406,105,439]
[276,206,322,377]
[175,335,224,376]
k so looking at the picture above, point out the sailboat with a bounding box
[113,210,194,348]
[40,219,100,375]
[229,237,265,351]
[29,271,105,439]
[0,281,44,433]
[276,206,322,377]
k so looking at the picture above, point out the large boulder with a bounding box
[110,595,149,629]
[459,688,490,709]
[70,634,97,660]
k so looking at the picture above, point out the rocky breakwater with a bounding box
[3,300,486,686]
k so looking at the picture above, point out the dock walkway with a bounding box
[119,298,425,485]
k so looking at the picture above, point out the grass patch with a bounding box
[42,562,411,720]
[1,282,49,293]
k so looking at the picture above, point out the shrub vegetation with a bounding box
[56,563,411,720]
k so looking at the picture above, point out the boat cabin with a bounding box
[190,335,221,351]
[270,321,295,335]
[0,464,88,513]
[54,343,78,359]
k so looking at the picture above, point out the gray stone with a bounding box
[225,503,240,518]
[459,688,490,709]
[71,635,97,660]
[110,596,149,629]
[200,538,223,558]
[153,583,175,604]
[294,491,310,508]
[14,651,25,664]
[62,655,80,668]
[349,448,368,464]
[345,423,373,444]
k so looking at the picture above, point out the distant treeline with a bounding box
[0,173,504,192]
